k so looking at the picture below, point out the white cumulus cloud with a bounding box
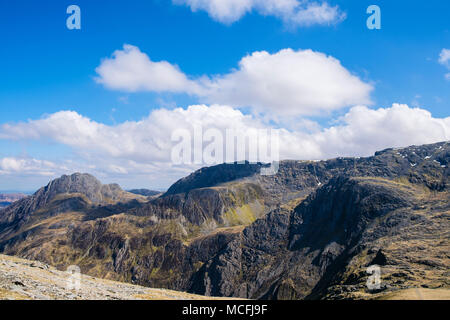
[305,104,450,159]
[1,104,448,182]
[0,105,264,163]
[200,49,373,116]
[0,158,59,176]
[173,0,346,26]
[95,45,373,118]
[439,49,450,81]
[95,44,201,93]
[439,49,450,66]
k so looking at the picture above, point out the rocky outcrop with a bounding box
[38,173,125,204]
[189,172,449,299]
[0,173,141,231]
[165,162,265,196]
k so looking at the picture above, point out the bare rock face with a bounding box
[190,174,448,299]
[188,141,449,299]
[164,162,265,196]
[0,173,132,232]
[32,173,123,207]
[0,142,448,299]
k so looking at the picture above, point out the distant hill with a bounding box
[128,189,161,197]
[0,193,27,209]
[0,142,448,300]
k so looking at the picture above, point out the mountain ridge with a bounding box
[0,141,448,299]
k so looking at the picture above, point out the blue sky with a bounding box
[0,0,449,191]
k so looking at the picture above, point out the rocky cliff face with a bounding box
[164,162,265,196]
[0,173,140,232]
[188,142,449,299]
[0,142,448,299]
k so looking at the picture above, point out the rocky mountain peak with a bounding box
[165,162,265,196]
[36,173,124,205]
[0,173,129,231]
